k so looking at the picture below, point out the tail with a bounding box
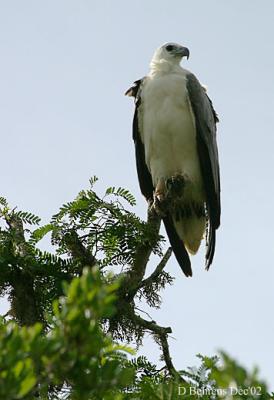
[163,214,192,277]
[205,222,216,270]
[173,214,206,256]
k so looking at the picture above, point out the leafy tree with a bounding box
[0,181,272,399]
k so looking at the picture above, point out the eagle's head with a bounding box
[151,42,190,68]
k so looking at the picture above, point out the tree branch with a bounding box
[130,311,184,381]
[138,247,172,290]
[121,208,161,300]
[9,272,43,326]
[5,213,44,325]
[63,231,97,268]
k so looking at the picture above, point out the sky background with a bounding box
[0,0,274,389]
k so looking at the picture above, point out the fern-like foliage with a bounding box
[137,269,174,308]
[0,180,165,327]
[50,179,163,268]
[0,197,8,207]
[105,186,137,206]
[29,224,54,245]
[16,211,41,225]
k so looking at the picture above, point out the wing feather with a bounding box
[126,79,154,201]
[163,215,192,277]
[186,73,221,269]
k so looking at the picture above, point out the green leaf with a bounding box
[30,224,54,243]
[16,210,41,225]
[18,374,36,398]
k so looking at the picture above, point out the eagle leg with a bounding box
[166,174,187,199]
[152,174,188,217]
[151,178,169,217]
[166,174,189,214]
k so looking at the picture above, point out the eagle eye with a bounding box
[166,45,174,52]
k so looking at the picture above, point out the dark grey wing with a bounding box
[126,78,154,202]
[186,73,221,270]
[126,79,192,277]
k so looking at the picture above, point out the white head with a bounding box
[150,42,190,71]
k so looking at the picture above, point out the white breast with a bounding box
[139,70,204,202]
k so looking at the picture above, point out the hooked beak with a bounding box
[178,46,190,59]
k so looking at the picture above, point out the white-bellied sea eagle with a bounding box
[126,43,221,277]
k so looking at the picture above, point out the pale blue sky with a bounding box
[0,0,274,388]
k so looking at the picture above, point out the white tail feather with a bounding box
[173,215,206,255]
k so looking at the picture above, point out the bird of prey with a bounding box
[126,42,220,277]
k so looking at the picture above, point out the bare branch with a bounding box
[139,246,172,290]
[130,311,184,381]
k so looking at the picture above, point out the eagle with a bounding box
[126,43,220,277]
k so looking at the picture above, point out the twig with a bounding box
[138,247,172,290]
[130,311,184,381]
[135,306,153,321]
